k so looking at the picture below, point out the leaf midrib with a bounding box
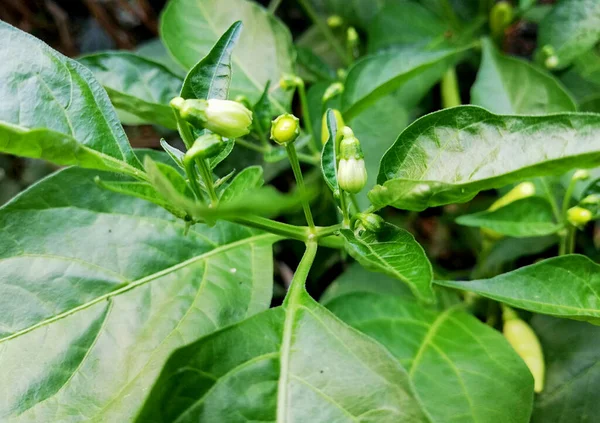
[0,233,278,344]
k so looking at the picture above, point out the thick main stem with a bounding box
[441,67,461,109]
[286,143,316,229]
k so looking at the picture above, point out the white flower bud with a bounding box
[178,98,252,138]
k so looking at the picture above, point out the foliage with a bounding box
[1,0,600,421]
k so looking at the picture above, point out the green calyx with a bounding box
[338,126,364,161]
[270,113,300,145]
[184,133,225,163]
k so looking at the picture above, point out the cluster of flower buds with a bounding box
[337,126,367,194]
[171,96,252,139]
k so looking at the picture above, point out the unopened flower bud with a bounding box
[567,206,592,227]
[184,133,225,163]
[338,127,367,194]
[545,55,559,69]
[356,213,384,232]
[322,82,344,103]
[347,27,358,44]
[280,74,303,90]
[327,15,343,28]
[581,194,600,205]
[572,169,590,181]
[321,109,344,145]
[502,306,545,393]
[489,182,536,211]
[176,98,252,138]
[270,114,300,145]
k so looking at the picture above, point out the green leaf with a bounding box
[79,52,183,129]
[367,1,449,52]
[373,106,600,211]
[537,0,600,69]
[327,294,534,423]
[161,0,295,112]
[219,165,264,202]
[136,38,186,77]
[320,109,340,195]
[304,0,386,28]
[560,49,600,112]
[456,197,562,237]
[436,255,600,324]
[340,222,434,303]
[137,246,429,422]
[0,166,277,420]
[531,315,600,422]
[296,46,336,82]
[180,21,241,100]
[342,46,469,119]
[0,21,142,174]
[472,39,576,114]
[160,138,185,169]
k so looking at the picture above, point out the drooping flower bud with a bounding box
[175,98,252,139]
[184,133,225,163]
[567,206,593,228]
[321,109,345,145]
[337,126,367,194]
[279,74,303,90]
[502,306,545,393]
[489,182,536,212]
[572,169,590,181]
[322,82,344,103]
[489,1,513,42]
[270,114,300,145]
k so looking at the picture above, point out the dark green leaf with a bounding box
[456,197,562,237]
[436,255,600,324]
[327,294,534,423]
[342,45,469,119]
[560,49,600,112]
[320,109,340,195]
[160,138,185,169]
[0,21,142,174]
[531,315,600,422]
[209,139,235,169]
[180,21,241,100]
[472,39,576,114]
[79,52,182,129]
[219,166,264,202]
[136,38,186,77]
[0,166,277,420]
[373,106,600,211]
[537,0,600,69]
[296,46,336,82]
[340,222,434,303]
[161,0,295,111]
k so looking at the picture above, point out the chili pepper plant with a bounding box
[1,0,600,421]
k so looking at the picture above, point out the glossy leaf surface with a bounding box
[161,0,295,111]
[79,52,182,129]
[0,166,277,421]
[137,245,429,422]
[340,222,434,303]
[472,39,576,114]
[0,21,142,174]
[537,0,600,69]
[327,294,534,423]
[373,106,600,211]
[456,197,562,237]
[320,109,340,194]
[437,255,600,324]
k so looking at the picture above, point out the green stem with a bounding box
[441,67,461,108]
[268,0,282,14]
[173,112,195,149]
[541,177,561,222]
[567,226,576,254]
[284,240,318,306]
[349,193,360,214]
[236,138,267,153]
[233,215,309,240]
[196,158,219,206]
[286,143,316,229]
[440,0,461,30]
[183,158,205,202]
[297,0,351,66]
[297,81,319,155]
[558,176,578,254]
[338,191,351,228]
[561,178,577,220]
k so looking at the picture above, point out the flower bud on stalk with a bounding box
[572,169,590,181]
[184,133,226,162]
[337,127,367,194]
[173,97,252,139]
[321,109,345,145]
[567,206,593,228]
[502,306,545,393]
[270,114,300,146]
[322,82,344,104]
[279,74,303,90]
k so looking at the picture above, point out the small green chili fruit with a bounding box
[502,307,545,393]
[321,109,345,145]
[178,98,252,138]
[567,206,593,227]
[338,127,367,194]
[184,133,225,162]
[271,114,300,145]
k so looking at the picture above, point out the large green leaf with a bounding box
[341,46,468,119]
[561,49,600,112]
[472,39,576,114]
[372,106,600,211]
[0,21,142,175]
[161,0,295,112]
[79,52,183,129]
[340,222,434,303]
[537,0,600,69]
[436,255,600,324]
[0,166,277,421]
[327,294,534,423]
[531,315,600,422]
[456,197,562,237]
[136,38,186,77]
[137,244,429,422]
